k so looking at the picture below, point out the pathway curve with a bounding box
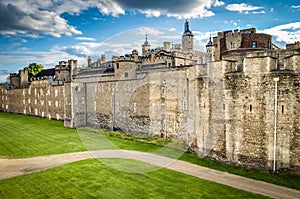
[0,150,299,199]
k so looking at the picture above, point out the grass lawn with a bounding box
[0,159,267,199]
[0,112,86,158]
[103,130,300,190]
[0,111,299,191]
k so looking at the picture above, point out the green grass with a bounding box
[0,112,86,158]
[83,128,300,190]
[0,159,267,199]
[0,111,299,191]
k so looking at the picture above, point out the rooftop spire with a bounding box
[206,31,213,47]
[185,19,190,32]
[143,33,149,46]
[183,19,193,36]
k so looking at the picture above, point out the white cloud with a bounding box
[0,1,82,37]
[75,37,97,41]
[193,30,218,51]
[252,10,265,14]
[225,3,264,14]
[214,0,225,7]
[291,5,300,9]
[135,27,164,36]
[0,0,226,38]
[263,22,300,45]
[117,0,224,19]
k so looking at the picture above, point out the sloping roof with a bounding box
[35,68,55,78]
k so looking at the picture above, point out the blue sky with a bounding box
[0,0,300,82]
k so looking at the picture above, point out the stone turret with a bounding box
[206,34,214,61]
[182,19,194,53]
[142,34,151,56]
[87,56,92,67]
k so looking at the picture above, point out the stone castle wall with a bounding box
[1,49,299,172]
[0,80,71,123]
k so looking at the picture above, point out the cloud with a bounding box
[263,22,300,45]
[291,5,300,9]
[0,2,82,37]
[225,3,264,14]
[0,0,225,38]
[75,37,97,41]
[118,0,224,19]
[0,69,10,76]
[135,27,164,36]
[252,10,265,14]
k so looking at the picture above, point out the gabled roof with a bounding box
[35,68,55,78]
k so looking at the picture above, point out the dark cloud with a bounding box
[0,0,223,37]
[0,2,81,37]
[115,0,223,18]
[116,0,196,11]
[0,3,27,31]
[0,69,10,76]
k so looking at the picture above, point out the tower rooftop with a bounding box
[183,19,193,36]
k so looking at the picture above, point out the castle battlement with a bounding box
[1,21,300,172]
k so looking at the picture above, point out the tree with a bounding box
[25,63,44,76]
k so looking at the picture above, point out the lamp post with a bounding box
[111,91,115,132]
[273,77,279,172]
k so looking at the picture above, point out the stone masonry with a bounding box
[1,22,299,172]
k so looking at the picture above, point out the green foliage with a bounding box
[25,63,44,76]
[0,159,267,199]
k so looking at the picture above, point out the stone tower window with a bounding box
[116,63,119,69]
[252,41,257,48]
[279,102,286,115]
[249,104,253,113]
[125,72,128,77]
[231,42,236,49]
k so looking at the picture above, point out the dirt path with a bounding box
[0,150,299,199]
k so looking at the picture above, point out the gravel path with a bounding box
[0,150,299,199]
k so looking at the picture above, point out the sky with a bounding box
[0,0,300,82]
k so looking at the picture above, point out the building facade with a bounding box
[1,21,299,172]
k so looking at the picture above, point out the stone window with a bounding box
[252,41,257,48]
[247,103,254,113]
[281,105,285,114]
[133,103,137,113]
[279,102,287,115]
[116,63,119,69]
[231,42,236,49]
[125,72,128,77]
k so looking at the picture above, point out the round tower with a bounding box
[182,19,194,53]
[142,34,151,56]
